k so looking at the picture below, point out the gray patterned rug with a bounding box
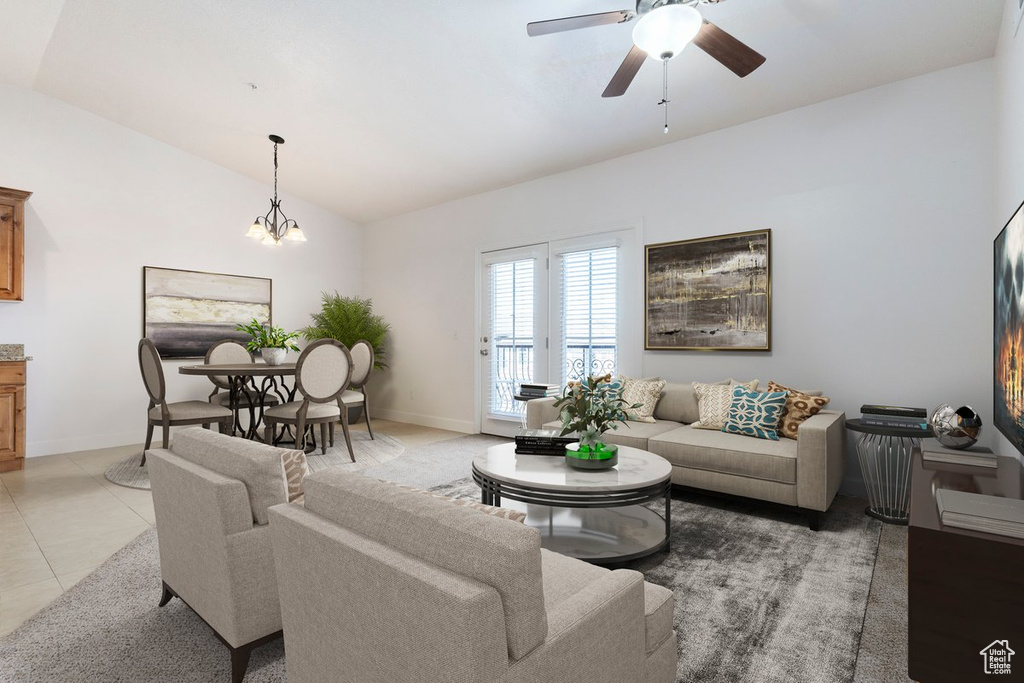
[103,431,404,490]
[4,434,884,682]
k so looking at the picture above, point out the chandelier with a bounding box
[245,134,306,245]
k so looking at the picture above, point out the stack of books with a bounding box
[936,489,1024,540]
[514,429,577,456]
[860,404,930,431]
[518,383,561,399]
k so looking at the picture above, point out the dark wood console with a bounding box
[908,448,1024,682]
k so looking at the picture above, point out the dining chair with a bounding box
[263,339,356,460]
[138,338,233,466]
[331,339,375,447]
[205,339,280,410]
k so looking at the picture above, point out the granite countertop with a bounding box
[0,344,32,362]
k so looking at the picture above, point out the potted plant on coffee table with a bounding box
[236,319,300,366]
[553,375,639,471]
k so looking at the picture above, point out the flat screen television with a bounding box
[995,199,1024,456]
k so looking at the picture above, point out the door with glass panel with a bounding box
[479,245,548,437]
[555,245,619,386]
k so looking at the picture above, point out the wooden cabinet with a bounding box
[908,448,1024,682]
[0,187,31,301]
[0,361,26,472]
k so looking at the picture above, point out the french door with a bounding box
[479,245,548,436]
[478,229,637,437]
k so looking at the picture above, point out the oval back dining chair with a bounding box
[263,339,355,460]
[335,340,375,445]
[138,338,233,466]
[205,339,253,401]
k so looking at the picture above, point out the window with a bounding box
[488,258,535,417]
[560,247,618,384]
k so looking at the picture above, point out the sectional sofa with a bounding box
[526,381,846,529]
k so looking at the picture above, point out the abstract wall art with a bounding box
[143,267,272,359]
[995,200,1024,456]
[645,229,771,351]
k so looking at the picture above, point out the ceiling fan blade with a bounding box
[692,20,765,78]
[528,10,634,37]
[602,45,648,98]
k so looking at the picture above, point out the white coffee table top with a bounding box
[473,442,671,492]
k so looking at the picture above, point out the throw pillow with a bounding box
[722,386,788,440]
[281,448,308,503]
[619,376,666,423]
[395,484,527,523]
[692,380,759,430]
[768,380,832,440]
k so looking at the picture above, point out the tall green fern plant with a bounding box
[302,293,391,370]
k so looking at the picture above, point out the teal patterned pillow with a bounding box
[722,387,788,440]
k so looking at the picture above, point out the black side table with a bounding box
[846,418,934,524]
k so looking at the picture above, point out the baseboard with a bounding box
[371,408,475,434]
[27,430,144,458]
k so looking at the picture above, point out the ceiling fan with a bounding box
[527,0,765,98]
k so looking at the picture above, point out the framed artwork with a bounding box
[645,229,771,351]
[143,266,272,359]
[995,200,1024,457]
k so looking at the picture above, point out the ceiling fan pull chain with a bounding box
[658,58,670,133]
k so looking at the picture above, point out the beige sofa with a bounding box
[268,470,678,683]
[526,382,846,529]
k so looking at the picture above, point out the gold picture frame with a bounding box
[645,229,771,351]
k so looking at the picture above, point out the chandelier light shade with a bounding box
[631,4,703,61]
[246,134,306,245]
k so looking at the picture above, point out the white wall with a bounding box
[364,60,996,490]
[0,85,364,457]
[995,1,1024,461]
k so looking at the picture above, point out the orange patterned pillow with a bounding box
[767,381,831,440]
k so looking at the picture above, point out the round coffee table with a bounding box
[472,442,672,565]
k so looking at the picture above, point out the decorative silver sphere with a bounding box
[929,404,983,450]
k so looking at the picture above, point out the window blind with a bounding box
[560,247,617,384]
[488,258,534,417]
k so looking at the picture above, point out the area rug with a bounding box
[4,434,883,683]
[103,431,404,490]
[431,479,882,683]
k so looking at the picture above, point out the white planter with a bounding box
[261,348,287,366]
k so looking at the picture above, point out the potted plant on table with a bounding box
[236,319,300,366]
[553,375,640,471]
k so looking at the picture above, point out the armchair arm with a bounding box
[508,569,645,681]
[525,397,560,430]
[796,410,846,512]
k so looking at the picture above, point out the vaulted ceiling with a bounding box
[0,0,1005,223]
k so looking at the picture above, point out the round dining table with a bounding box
[178,363,298,442]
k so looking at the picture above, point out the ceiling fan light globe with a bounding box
[631,5,702,61]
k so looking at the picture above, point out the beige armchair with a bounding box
[268,470,677,683]
[147,428,304,683]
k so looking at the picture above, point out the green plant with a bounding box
[552,375,640,451]
[302,293,391,370]
[235,318,300,353]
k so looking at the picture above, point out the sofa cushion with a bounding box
[722,386,788,441]
[767,381,832,440]
[692,380,758,430]
[654,378,741,424]
[540,549,672,655]
[304,470,548,660]
[170,428,292,525]
[620,376,666,423]
[541,418,679,450]
[648,425,798,484]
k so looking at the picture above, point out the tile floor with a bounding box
[0,419,462,637]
